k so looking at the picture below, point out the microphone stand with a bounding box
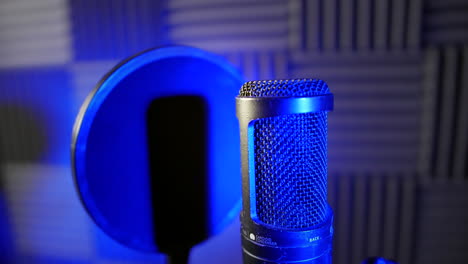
[167,248,190,264]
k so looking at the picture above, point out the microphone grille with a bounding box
[245,79,330,230]
[238,78,329,97]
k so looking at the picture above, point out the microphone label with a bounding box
[255,235,277,246]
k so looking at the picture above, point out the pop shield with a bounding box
[72,46,244,253]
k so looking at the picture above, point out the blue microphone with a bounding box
[236,79,334,263]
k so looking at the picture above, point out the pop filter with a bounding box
[71,46,244,260]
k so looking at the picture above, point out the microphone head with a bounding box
[236,78,334,263]
[239,78,332,230]
[239,78,329,97]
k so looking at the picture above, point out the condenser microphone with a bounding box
[236,79,334,263]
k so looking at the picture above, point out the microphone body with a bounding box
[236,79,334,263]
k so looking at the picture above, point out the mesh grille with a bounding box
[239,78,329,97]
[253,112,328,229]
[241,78,330,229]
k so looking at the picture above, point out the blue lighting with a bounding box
[73,46,244,252]
[364,257,398,264]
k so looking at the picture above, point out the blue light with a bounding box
[73,46,245,252]
[362,257,398,264]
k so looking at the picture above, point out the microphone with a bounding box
[236,79,334,263]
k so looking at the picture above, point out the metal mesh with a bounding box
[239,78,329,97]
[241,79,330,229]
[252,112,328,229]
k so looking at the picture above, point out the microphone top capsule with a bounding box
[238,78,330,97]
